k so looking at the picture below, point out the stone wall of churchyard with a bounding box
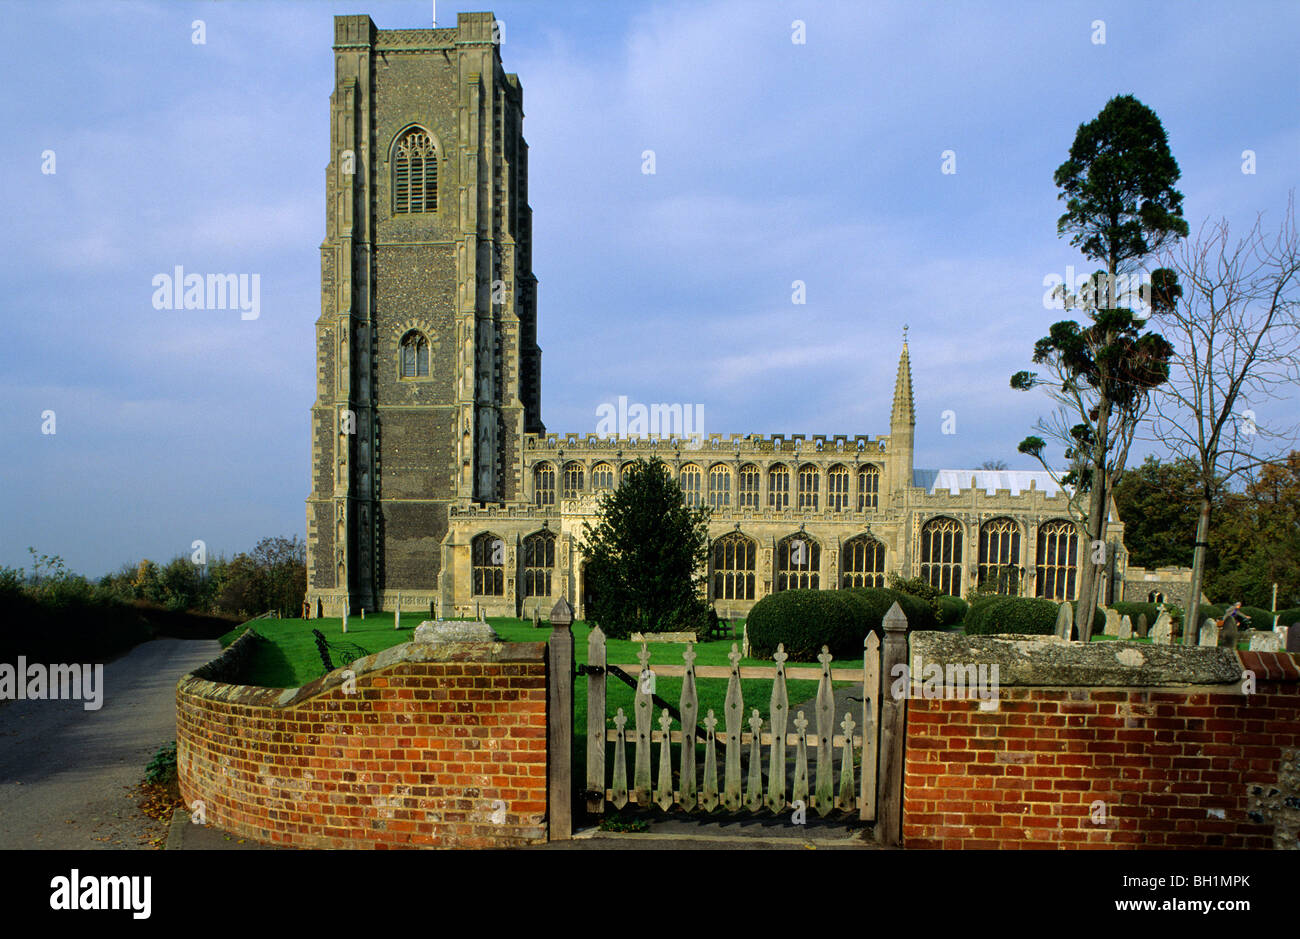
[176,633,549,849]
[902,635,1300,849]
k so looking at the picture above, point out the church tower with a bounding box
[306,12,542,617]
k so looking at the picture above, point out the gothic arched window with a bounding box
[562,461,584,498]
[978,517,1021,595]
[768,464,790,509]
[776,534,820,591]
[393,127,438,214]
[400,331,429,378]
[592,462,615,491]
[842,535,885,588]
[1036,519,1079,601]
[680,464,702,506]
[522,531,555,598]
[858,465,880,510]
[533,462,556,506]
[708,464,731,509]
[737,464,760,508]
[472,532,504,596]
[797,464,819,510]
[712,532,755,600]
[920,516,963,596]
[828,465,850,512]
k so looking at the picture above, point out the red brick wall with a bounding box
[904,653,1300,850]
[177,639,549,849]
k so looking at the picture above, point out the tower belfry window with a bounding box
[393,129,438,214]
[400,331,429,378]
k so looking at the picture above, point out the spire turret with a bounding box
[890,333,915,430]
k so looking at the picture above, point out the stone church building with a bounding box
[305,13,1193,621]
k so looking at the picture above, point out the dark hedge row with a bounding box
[0,580,238,667]
[963,596,1106,637]
[746,587,944,662]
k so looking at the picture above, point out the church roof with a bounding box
[915,469,1067,497]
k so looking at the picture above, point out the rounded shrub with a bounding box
[844,587,933,633]
[888,588,941,630]
[938,595,969,628]
[745,589,862,661]
[841,587,899,636]
[883,575,944,629]
[964,597,1060,636]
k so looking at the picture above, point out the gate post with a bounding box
[547,597,575,841]
[877,602,909,847]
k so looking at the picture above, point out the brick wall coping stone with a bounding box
[909,631,1243,687]
[177,633,547,710]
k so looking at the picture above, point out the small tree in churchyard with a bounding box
[581,457,710,639]
[1012,94,1187,639]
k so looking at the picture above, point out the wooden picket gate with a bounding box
[581,629,883,822]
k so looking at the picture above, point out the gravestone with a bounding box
[1219,618,1239,650]
[413,619,501,644]
[1288,624,1300,654]
[1249,631,1281,652]
[1199,619,1220,647]
[1055,602,1074,641]
[1103,607,1121,637]
[1118,615,1132,640]
[1152,614,1173,645]
[1137,613,1149,638]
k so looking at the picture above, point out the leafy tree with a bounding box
[581,457,710,639]
[1012,94,1188,639]
[131,559,166,605]
[214,553,264,616]
[1207,453,1300,610]
[250,536,307,617]
[1111,456,1206,569]
[978,460,1009,471]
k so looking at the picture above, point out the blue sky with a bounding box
[1,0,1296,577]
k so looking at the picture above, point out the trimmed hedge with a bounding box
[964,597,1060,636]
[1110,602,1162,627]
[960,597,1105,637]
[1193,603,1271,627]
[746,590,863,661]
[1274,607,1300,628]
[746,587,942,662]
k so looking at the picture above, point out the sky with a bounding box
[0,0,1296,578]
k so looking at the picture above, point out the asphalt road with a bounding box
[0,638,220,849]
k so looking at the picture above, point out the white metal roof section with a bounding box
[915,469,1068,497]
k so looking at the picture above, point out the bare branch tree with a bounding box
[1150,192,1300,642]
